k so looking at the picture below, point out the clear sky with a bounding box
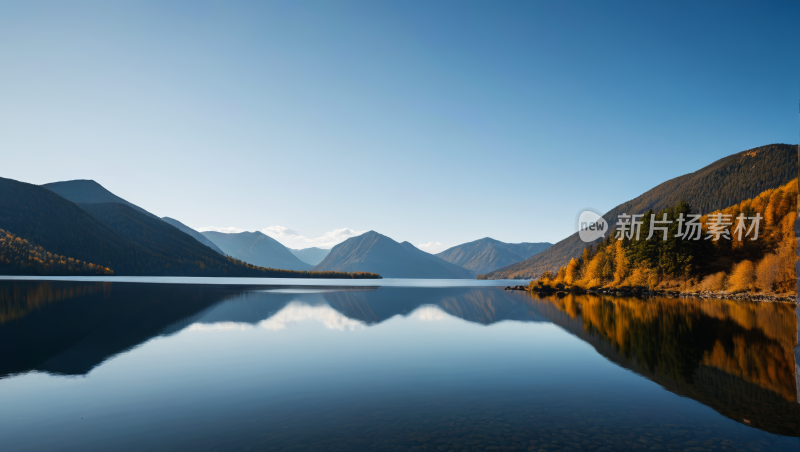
[1,1,798,252]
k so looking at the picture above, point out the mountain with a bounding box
[290,247,330,266]
[78,202,249,272]
[201,231,312,271]
[42,179,226,255]
[43,179,157,218]
[1,177,136,269]
[311,231,474,278]
[0,227,113,276]
[504,242,553,259]
[0,177,241,275]
[0,177,376,278]
[482,143,799,279]
[436,238,551,275]
[162,217,226,255]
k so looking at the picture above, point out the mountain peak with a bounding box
[200,230,311,271]
[42,179,156,218]
[312,231,474,279]
[436,238,551,275]
[483,143,798,279]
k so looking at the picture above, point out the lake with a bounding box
[0,279,798,451]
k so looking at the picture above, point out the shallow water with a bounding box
[0,281,797,451]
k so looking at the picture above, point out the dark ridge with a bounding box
[483,143,799,279]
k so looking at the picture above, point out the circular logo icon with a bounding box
[576,208,608,243]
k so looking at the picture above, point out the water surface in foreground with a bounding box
[0,280,797,451]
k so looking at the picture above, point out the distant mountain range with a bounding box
[0,177,255,276]
[482,143,799,279]
[290,247,330,266]
[7,143,781,280]
[42,180,310,270]
[201,231,312,271]
[0,177,378,278]
[312,231,474,279]
[161,217,226,255]
[40,179,375,274]
[435,238,551,275]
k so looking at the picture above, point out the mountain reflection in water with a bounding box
[0,280,798,450]
[517,292,799,436]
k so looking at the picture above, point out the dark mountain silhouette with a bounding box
[78,202,247,273]
[290,247,330,266]
[201,231,312,271]
[42,179,157,218]
[483,143,799,279]
[42,179,226,255]
[0,177,375,278]
[162,217,225,255]
[0,176,140,271]
[436,238,551,275]
[311,231,474,278]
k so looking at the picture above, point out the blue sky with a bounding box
[1,1,798,251]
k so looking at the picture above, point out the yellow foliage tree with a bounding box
[727,260,755,292]
[699,272,726,291]
[755,253,779,292]
[612,240,628,285]
[564,258,580,285]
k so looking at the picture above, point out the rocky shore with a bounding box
[504,285,796,303]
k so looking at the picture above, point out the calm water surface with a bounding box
[0,280,798,451]
[0,276,531,287]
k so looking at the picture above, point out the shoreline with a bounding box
[504,285,797,303]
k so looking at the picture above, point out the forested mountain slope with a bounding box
[483,143,799,279]
[0,228,113,276]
